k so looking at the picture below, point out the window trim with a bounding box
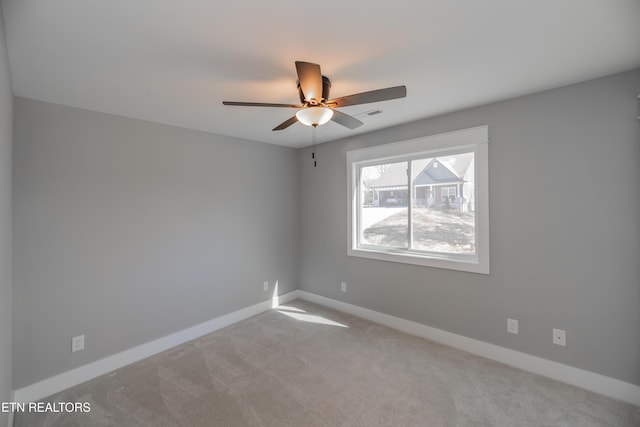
[347,126,489,274]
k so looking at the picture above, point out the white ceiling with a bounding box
[2,1,639,148]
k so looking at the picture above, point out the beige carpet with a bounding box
[14,299,640,426]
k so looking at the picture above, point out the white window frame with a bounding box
[347,126,489,274]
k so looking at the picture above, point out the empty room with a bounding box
[0,1,639,426]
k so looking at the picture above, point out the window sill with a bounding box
[347,247,489,274]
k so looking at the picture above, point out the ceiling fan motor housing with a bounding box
[298,76,331,105]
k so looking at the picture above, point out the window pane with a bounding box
[360,161,408,248]
[410,152,475,254]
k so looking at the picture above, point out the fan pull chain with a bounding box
[312,125,317,167]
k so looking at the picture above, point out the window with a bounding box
[347,126,489,274]
[440,186,457,202]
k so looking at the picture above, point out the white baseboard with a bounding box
[11,291,299,406]
[6,391,14,427]
[296,290,640,407]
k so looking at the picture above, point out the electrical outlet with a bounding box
[71,335,85,353]
[263,281,269,291]
[340,282,347,292]
[553,329,566,346]
[507,318,519,335]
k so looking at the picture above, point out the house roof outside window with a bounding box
[369,153,474,190]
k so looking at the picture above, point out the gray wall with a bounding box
[12,98,299,388]
[0,6,13,426]
[299,69,640,386]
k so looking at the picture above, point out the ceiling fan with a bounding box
[223,61,407,131]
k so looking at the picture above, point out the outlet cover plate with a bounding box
[71,335,85,352]
[553,329,566,346]
[507,318,519,334]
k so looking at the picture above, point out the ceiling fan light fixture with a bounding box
[296,106,333,127]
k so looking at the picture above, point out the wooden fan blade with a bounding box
[330,109,363,129]
[272,115,299,131]
[327,86,407,108]
[295,61,323,103]
[223,101,302,108]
